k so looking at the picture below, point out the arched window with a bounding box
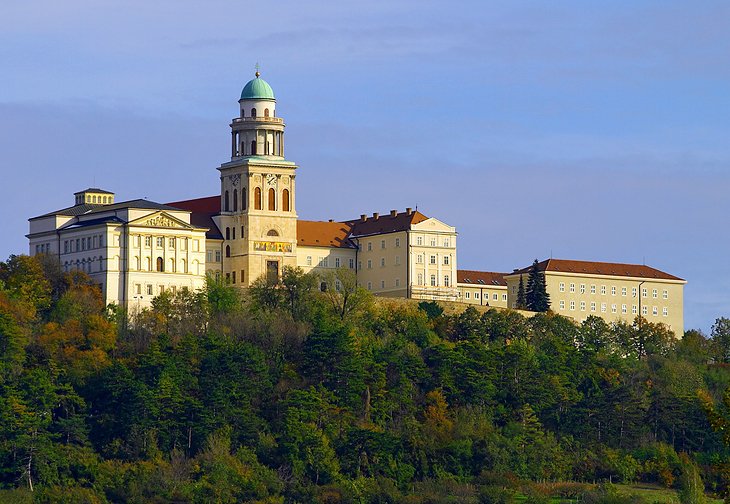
[282,189,290,212]
[233,189,238,211]
[268,188,276,211]
[146,257,151,270]
[92,195,97,203]
[241,226,245,238]
[232,227,236,240]
[181,258,187,273]
[224,191,230,212]
[157,257,164,272]
[251,108,256,118]
[225,227,230,240]
[264,108,269,117]
[242,188,247,210]
[251,140,257,155]
[241,108,245,117]
[267,229,279,236]
[225,245,231,258]
[169,258,175,272]
[134,256,140,270]
[254,187,262,210]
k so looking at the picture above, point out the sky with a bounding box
[1,0,728,333]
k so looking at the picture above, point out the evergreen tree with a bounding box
[525,260,550,312]
[516,274,526,310]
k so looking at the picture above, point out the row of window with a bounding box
[305,256,355,269]
[76,194,112,205]
[365,237,402,251]
[463,291,508,302]
[223,187,290,213]
[416,254,450,265]
[236,133,283,156]
[63,257,103,273]
[133,283,188,297]
[35,243,51,254]
[361,256,403,269]
[132,256,201,274]
[361,236,453,251]
[558,300,670,317]
[207,250,222,263]
[241,107,273,118]
[365,278,403,290]
[63,234,105,254]
[557,282,669,299]
[414,236,452,247]
[416,273,451,287]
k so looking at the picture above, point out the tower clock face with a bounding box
[266,174,276,185]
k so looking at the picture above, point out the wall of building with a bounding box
[408,219,458,301]
[457,284,508,308]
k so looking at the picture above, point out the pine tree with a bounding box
[516,274,526,310]
[525,259,550,312]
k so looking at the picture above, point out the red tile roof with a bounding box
[457,270,508,286]
[507,259,684,282]
[345,209,429,237]
[297,220,355,248]
[167,196,222,240]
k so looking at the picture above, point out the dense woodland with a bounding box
[2,254,730,503]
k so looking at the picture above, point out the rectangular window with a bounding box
[430,275,437,286]
[215,250,221,262]
[601,303,607,313]
[241,270,245,283]
[642,305,648,315]
[590,302,596,312]
[381,240,385,249]
[395,256,401,265]
[349,258,354,269]
[591,284,596,294]
[444,238,450,247]
[380,280,385,289]
[642,288,648,298]
[64,241,69,254]
[417,273,423,285]
[632,287,637,298]
[621,287,627,296]
[367,282,372,290]
[145,236,151,247]
[146,284,153,295]
[502,294,507,301]
[600,285,606,295]
[94,236,99,248]
[417,236,423,246]
[632,305,637,314]
[395,278,400,287]
[611,304,617,313]
[475,292,480,299]
[157,237,164,247]
[99,235,104,247]
[580,284,585,294]
[367,242,372,251]
[663,290,668,299]
[663,307,668,317]
[417,254,423,264]
[367,260,372,269]
[430,238,436,247]
[652,306,658,316]
[622,304,627,314]
[444,275,450,287]
[559,282,565,292]
[306,256,312,266]
[465,291,471,299]
[81,239,86,251]
[580,301,586,311]
[135,284,141,295]
[611,286,616,296]
[652,289,658,298]
[169,237,175,249]
[430,255,437,264]
[569,283,575,293]
[380,258,385,267]
[335,257,340,268]
[570,301,575,311]
[322,257,329,268]
[395,238,400,247]
[559,300,565,310]
[443,256,449,265]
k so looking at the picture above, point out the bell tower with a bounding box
[218,69,298,286]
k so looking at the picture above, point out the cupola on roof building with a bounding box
[26,71,686,336]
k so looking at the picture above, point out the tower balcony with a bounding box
[232,116,283,125]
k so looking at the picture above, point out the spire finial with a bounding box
[255,62,260,78]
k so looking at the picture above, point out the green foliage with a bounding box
[525,260,550,312]
[0,253,728,503]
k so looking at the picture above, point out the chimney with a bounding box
[406,207,413,215]
[373,212,379,220]
[390,209,397,217]
[360,214,367,222]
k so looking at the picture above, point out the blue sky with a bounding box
[1,0,728,332]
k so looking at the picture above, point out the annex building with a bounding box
[26,73,686,335]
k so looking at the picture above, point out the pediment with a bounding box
[411,217,455,233]
[129,211,194,229]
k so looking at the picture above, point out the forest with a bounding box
[1,253,730,503]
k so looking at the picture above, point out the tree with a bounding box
[711,317,730,363]
[516,274,527,310]
[525,260,550,312]
[321,267,372,320]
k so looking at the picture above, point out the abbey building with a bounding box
[26,73,687,335]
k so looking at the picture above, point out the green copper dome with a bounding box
[240,74,275,100]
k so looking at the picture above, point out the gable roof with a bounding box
[167,196,222,240]
[345,209,429,237]
[31,199,182,220]
[297,220,355,248]
[457,270,508,287]
[507,258,684,282]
